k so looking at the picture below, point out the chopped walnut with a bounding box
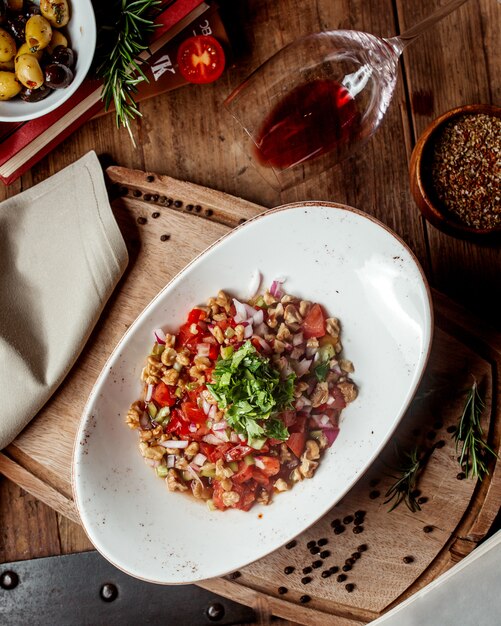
[299,300,311,317]
[276,323,292,341]
[339,359,354,373]
[139,442,166,461]
[166,469,188,492]
[176,350,191,366]
[211,325,224,344]
[216,290,231,310]
[314,431,329,450]
[310,381,329,407]
[162,369,179,385]
[194,356,211,370]
[279,443,293,463]
[337,381,358,404]
[174,457,189,470]
[263,291,277,306]
[222,491,240,507]
[220,478,233,491]
[284,304,302,325]
[274,478,289,492]
[161,347,177,366]
[164,333,176,348]
[325,317,340,337]
[306,337,319,350]
[304,440,320,461]
[215,459,234,480]
[191,480,212,500]
[185,442,199,459]
[290,468,303,483]
[299,457,319,479]
[257,488,271,505]
[126,401,142,428]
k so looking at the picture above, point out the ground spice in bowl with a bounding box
[410,104,501,240]
[431,113,500,230]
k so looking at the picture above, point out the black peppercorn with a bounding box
[284,566,295,574]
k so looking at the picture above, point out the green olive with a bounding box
[16,42,43,63]
[0,70,21,100]
[25,15,52,53]
[15,53,44,89]
[40,0,70,28]
[46,28,68,55]
[0,27,16,63]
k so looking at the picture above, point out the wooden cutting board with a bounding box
[1,167,500,625]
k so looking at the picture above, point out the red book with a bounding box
[0,0,213,185]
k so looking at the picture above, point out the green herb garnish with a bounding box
[207,341,295,448]
[453,380,497,479]
[94,0,161,143]
[314,361,329,382]
[384,444,433,512]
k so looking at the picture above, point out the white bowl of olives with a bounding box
[0,0,96,121]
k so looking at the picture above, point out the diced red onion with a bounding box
[202,399,211,415]
[203,434,224,445]
[188,422,197,433]
[173,361,182,372]
[192,453,207,466]
[212,419,228,431]
[208,404,217,419]
[187,464,203,485]
[244,324,253,339]
[145,384,154,403]
[324,428,340,447]
[295,397,305,410]
[311,413,330,427]
[247,269,262,298]
[233,298,248,321]
[244,303,258,318]
[230,432,240,443]
[327,395,336,406]
[213,429,230,442]
[166,455,176,468]
[238,434,246,441]
[254,457,265,470]
[293,358,312,377]
[153,328,166,344]
[254,322,267,336]
[331,362,342,375]
[305,346,317,359]
[252,309,264,325]
[159,439,189,449]
[197,343,210,357]
[270,278,285,298]
[292,332,304,346]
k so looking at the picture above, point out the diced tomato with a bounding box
[177,35,226,84]
[288,412,307,433]
[165,409,191,436]
[286,431,307,458]
[233,483,257,511]
[209,442,233,462]
[187,308,206,324]
[251,467,270,486]
[330,386,346,409]
[212,480,227,510]
[302,303,326,339]
[199,441,216,461]
[225,444,253,462]
[181,401,207,425]
[232,462,254,484]
[152,381,176,407]
[255,456,280,476]
[177,322,199,351]
[208,344,219,360]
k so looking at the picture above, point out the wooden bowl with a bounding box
[409,104,501,241]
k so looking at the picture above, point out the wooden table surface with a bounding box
[1,0,499,623]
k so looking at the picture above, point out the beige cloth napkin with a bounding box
[0,151,128,449]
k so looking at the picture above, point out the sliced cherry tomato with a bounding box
[251,467,270,486]
[181,401,207,425]
[286,430,307,458]
[210,442,233,462]
[152,381,176,407]
[177,322,199,351]
[302,303,326,339]
[232,462,254,484]
[255,456,280,476]
[165,409,190,436]
[187,308,206,324]
[225,444,254,462]
[177,35,225,85]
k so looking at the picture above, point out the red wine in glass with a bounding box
[253,79,361,171]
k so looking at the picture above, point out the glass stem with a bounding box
[385,0,472,53]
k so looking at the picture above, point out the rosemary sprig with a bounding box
[453,380,497,479]
[384,444,433,512]
[94,0,161,143]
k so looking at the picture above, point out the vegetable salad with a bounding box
[126,285,357,512]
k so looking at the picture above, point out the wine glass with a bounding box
[224,0,471,190]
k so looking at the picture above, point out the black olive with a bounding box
[6,15,27,43]
[24,1,41,18]
[51,45,75,68]
[45,63,74,89]
[20,83,53,102]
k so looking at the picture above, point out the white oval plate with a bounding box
[73,202,433,584]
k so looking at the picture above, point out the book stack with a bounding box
[0,1,229,185]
